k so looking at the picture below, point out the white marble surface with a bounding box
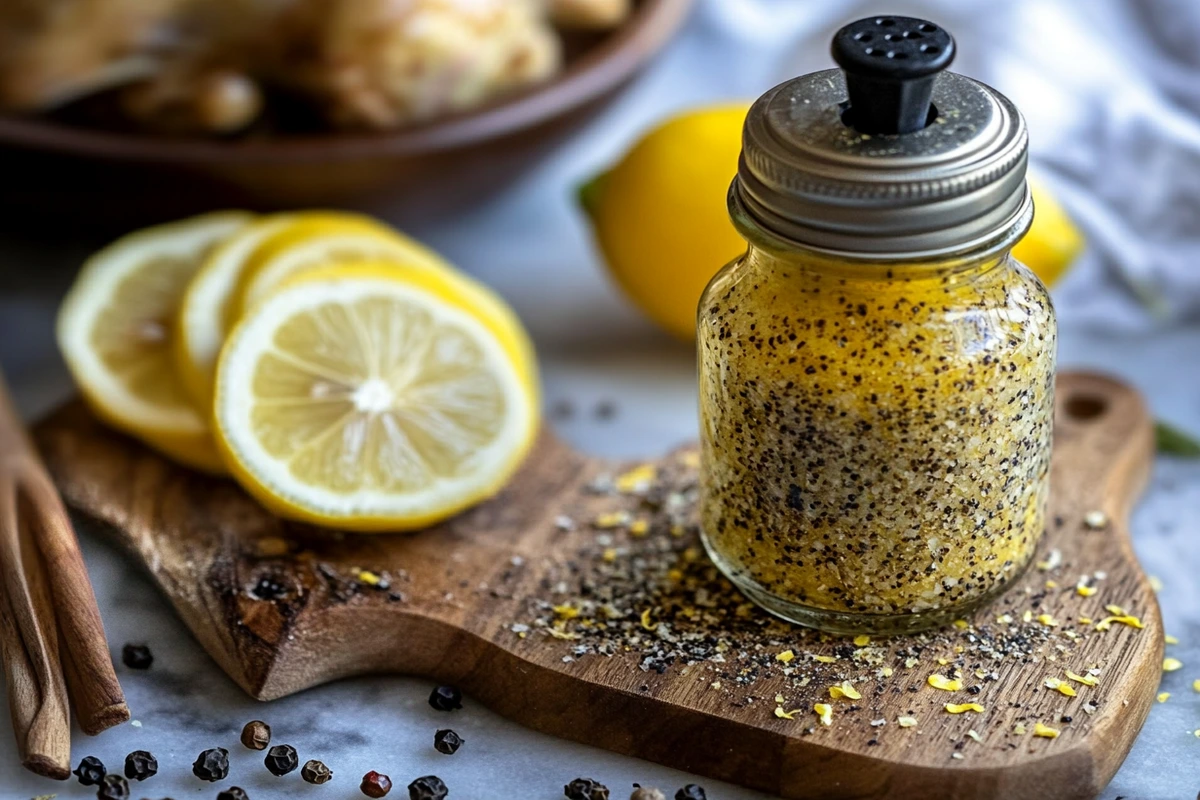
[2,6,1200,799]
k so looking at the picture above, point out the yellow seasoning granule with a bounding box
[1037,614,1059,627]
[552,604,579,619]
[944,703,985,714]
[1065,670,1099,687]
[1036,549,1062,571]
[1105,603,1127,616]
[1148,575,1164,592]
[897,716,918,728]
[1076,584,1097,597]
[776,649,795,664]
[357,570,382,586]
[1045,581,1058,589]
[593,511,631,529]
[1165,634,1180,645]
[1096,615,1144,631]
[602,548,618,563]
[640,609,655,631]
[1156,692,1170,703]
[880,666,894,678]
[829,681,862,700]
[547,628,580,640]
[814,703,833,726]
[1193,679,1200,693]
[1078,617,1093,625]
[775,693,785,704]
[854,635,871,647]
[615,464,656,493]
[1033,723,1060,739]
[996,614,1014,625]
[1022,610,1034,623]
[680,451,700,469]
[774,706,798,720]
[952,619,969,630]
[1163,657,1183,672]
[1013,722,1027,735]
[628,519,650,537]
[813,655,837,664]
[1044,678,1076,697]
[928,675,963,691]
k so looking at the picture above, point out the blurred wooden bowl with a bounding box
[0,0,693,233]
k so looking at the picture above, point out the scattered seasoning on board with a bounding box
[264,744,299,776]
[302,759,333,784]
[123,750,157,780]
[96,774,129,800]
[217,788,250,800]
[240,720,271,750]
[192,748,230,782]
[121,644,153,670]
[631,786,667,800]
[408,775,450,800]
[565,778,611,800]
[428,685,463,711]
[73,756,106,785]
[433,728,464,755]
[361,771,393,798]
[675,786,708,800]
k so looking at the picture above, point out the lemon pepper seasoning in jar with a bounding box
[698,17,1056,635]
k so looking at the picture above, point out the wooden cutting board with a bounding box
[33,371,1163,800]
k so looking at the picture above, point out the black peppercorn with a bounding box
[121,643,153,670]
[565,778,610,800]
[264,744,299,776]
[433,728,463,755]
[302,759,333,784]
[124,750,158,781]
[74,755,107,786]
[408,775,448,800]
[428,685,462,711]
[361,771,393,798]
[97,774,130,800]
[675,786,707,800]
[192,747,230,782]
[217,788,250,800]
[240,719,271,750]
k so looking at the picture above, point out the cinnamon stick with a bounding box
[0,372,128,778]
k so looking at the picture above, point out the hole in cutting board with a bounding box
[1064,394,1108,421]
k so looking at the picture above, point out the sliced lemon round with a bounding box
[57,211,252,472]
[231,211,451,321]
[174,214,295,408]
[213,264,539,531]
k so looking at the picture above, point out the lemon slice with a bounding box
[175,214,294,407]
[58,211,252,472]
[231,212,451,321]
[213,264,539,531]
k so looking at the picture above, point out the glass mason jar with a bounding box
[697,17,1057,635]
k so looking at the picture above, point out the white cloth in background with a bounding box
[621,0,1200,331]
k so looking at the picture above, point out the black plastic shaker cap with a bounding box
[831,16,956,135]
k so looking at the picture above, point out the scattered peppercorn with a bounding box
[264,744,299,776]
[433,729,464,755]
[302,759,333,784]
[408,775,448,800]
[361,771,393,798]
[631,787,666,800]
[240,719,271,750]
[217,788,250,800]
[97,774,130,800]
[74,755,106,785]
[566,778,610,800]
[124,750,157,781]
[675,786,707,800]
[121,643,153,670]
[192,748,230,782]
[428,685,463,712]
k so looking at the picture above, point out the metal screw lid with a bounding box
[733,16,1031,260]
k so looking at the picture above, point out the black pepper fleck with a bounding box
[264,744,299,776]
[124,750,157,780]
[433,728,463,755]
[97,774,130,800]
[565,778,610,800]
[121,643,153,670]
[408,775,449,800]
[675,785,707,800]
[428,685,462,711]
[192,748,230,782]
[74,755,106,785]
[217,788,250,800]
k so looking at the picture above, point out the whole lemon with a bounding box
[581,106,1083,341]
[580,104,750,341]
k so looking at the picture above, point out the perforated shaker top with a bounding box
[733,16,1031,260]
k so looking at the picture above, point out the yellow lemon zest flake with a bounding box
[1065,670,1099,687]
[628,519,650,537]
[614,464,656,494]
[1044,678,1076,697]
[547,628,580,640]
[1156,692,1170,703]
[1033,723,1060,739]
[640,609,656,631]
[774,706,800,720]
[1075,584,1097,597]
[813,655,837,664]
[853,635,871,647]
[552,604,579,619]
[602,548,618,563]
[944,703,984,714]
[952,619,969,630]
[1192,679,1200,693]
[1096,615,1143,631]
[1078,617,1093,625]
[814,703,833,726]
[1036,613,1059,627]
[829,681,861,700]
[593,511,631,530]
[1165,634,1179,645]
[1163,657,1183,672]
[897,716,918,728]
[1044,581,1058,589]
[776,649,795,664]
[1105,603,1127,616]
[357,570,382,586]
[927,675,963,691]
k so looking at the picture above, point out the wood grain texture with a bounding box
[33,372,1163,800]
